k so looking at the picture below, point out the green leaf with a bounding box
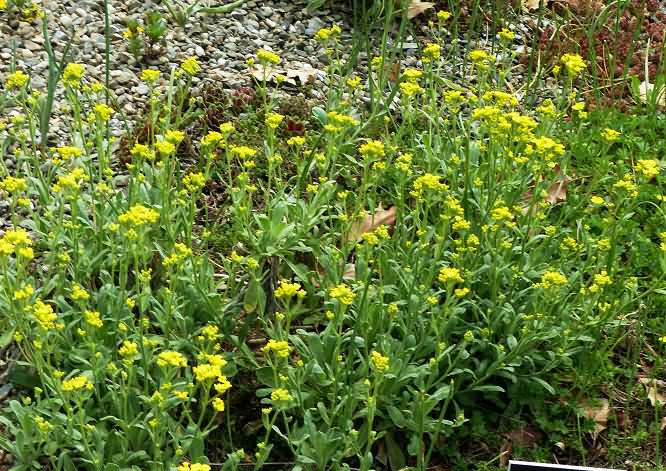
[531,377,555,395]
[472,385,505,393]
[0,326,14,348]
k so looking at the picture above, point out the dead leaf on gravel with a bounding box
[581,398,609,441]
[407,0,434,18]
[347,206,397,242]
[523,0,549,10]
[545,172,573,204]
[638,377,666,407]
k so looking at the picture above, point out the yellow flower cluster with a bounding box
[193,354,227,382]
[183,172,206,193]
[63,63,85,88]
[131,143,156,161]
[422,43,441,63]
[535,271,568,289]
[634,159,659,179]
[257,49,281,65]
[274,280,306,299]
[157,351,187,368]
[94,103,115,121]
[62,375,93,392]
[270,388,293,403]
[438,267,463,284]
[56,145,83,161]
[84,310,103,328]
[589,270,612,293]
[230,145,257,159]
[329,283,355,305]
[265,112,284,130]
[262,339,291,359]
[370,351,390,372]
[119,340,138,358]
[560,53,586,76]
[1,175,27,193]
[178,462,211,471]
[201,131,223,148]
[163,242,193,267]
[140,69,160,83]
[601,128,621,142]
[0,228,33,258]
[52,168,88,194]
[181,56,200,76]
[314,24,341,42]
[33,300,57,330]
[6,70,29,90]
[118,205,160,227]
[71,283,90,301]
[411,173,447,198]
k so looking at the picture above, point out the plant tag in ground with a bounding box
[508,460,625,470]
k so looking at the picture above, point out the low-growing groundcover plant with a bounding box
[1,8,666,471]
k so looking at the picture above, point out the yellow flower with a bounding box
[358,140,384,159]
[256,49,281,65]
[212,397,225,412]
[157,351,187,368]
[119,340,138,358]
[412,173,447,197]
[265,112,284,130]
[262,339,291,359]
[33,300,57,330]
[6,70,30,90]
[535,271,568,289]
[154,140,175,157]
[63,63,85,88]
[214,376,232,394]
[94,103,115,121]
[183,172,206,193]
[270,388,293,403]
[14,284,34,301]
[274,280,306,299]
[230,145,257,159]
[287,136,305,147]
[601,128,621,142]
[498,28,515,42]
[560,53,586,76]
[165,130,185,144]
[118,204,159,227]
[181,56,200,76]
[202,324,219,340]
[84,310,103,328]
[634,159,659,179]
[329,283,356,305]
[201,131,223,148]
[399,81,422,97]
[422,43,441,63]
[370,351,390,372]
[1,175,27,193]
[62,374,93,392]
[71,283,90,301]
[469,49,489,64]
[438,267,463,284]
[437,10,452,22]
[140,69,160,83]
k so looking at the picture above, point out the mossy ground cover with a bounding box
[0,1,665,470]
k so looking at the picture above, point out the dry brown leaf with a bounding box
[581,398,609,441]
[499,440,512,468]
[639,377,666,407]
[407,0,434,18]
[348,206,397,242]
[545,172,573,204]
[523,0,549,10]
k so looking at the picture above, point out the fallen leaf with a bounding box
[661,416,666,431]
[638,81,666,106]
[523,0,549,10]
[347,206,397,242]
[407,0,434,19]
[639,377,666,407]
[544,172,573,204]
[581,398,609,441]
